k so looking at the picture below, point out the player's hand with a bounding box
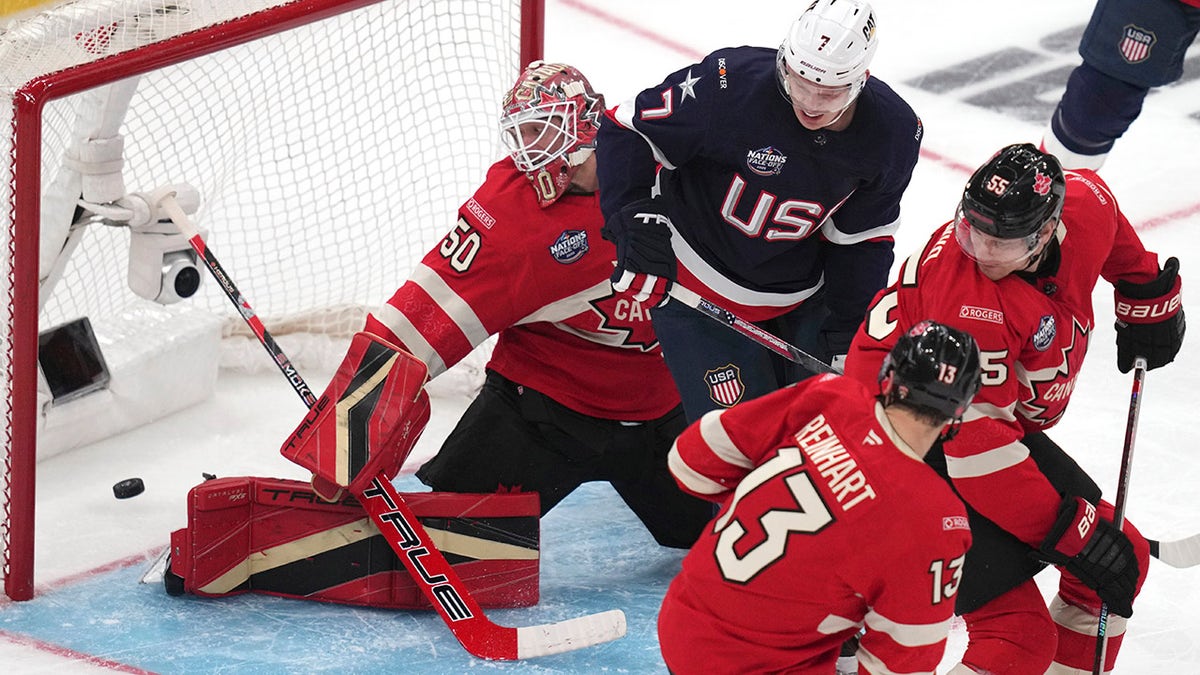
[1114,256,1184,373]
[1036,496,1139,617]
[601,198,676,307]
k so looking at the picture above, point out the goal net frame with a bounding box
[1,0,544,601]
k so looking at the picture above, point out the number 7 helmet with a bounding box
[499,61,606,207]
[878,320,982,423]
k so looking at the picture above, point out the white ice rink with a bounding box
[5,0,1200,671]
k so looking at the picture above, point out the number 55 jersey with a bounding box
[660,374,971,675]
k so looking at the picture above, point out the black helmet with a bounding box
[879,320,982,421]
[959,143,1065,240]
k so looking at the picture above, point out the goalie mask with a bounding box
[777,0,878,116]
[499,61,605,207]
[878,320,982,424]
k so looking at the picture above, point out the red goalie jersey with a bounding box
[363,159,676,420]
[660,375,971,674]
[844,169,1160,546]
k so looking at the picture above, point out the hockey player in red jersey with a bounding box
[659,320,980,674]
[845,143,1186,674]
[360,61,712,547]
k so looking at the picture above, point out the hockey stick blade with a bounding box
[356,476,626,659]
[668,285,839,375]
[1149,534,1200,569]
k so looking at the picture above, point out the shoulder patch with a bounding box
[1033,315,1056,352]
[549,229,588,264]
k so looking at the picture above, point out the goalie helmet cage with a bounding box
[0,0,545,601]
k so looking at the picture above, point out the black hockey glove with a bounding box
[1036,496,1139,618]
[601,198,676,307]
[1114,256,1184,374]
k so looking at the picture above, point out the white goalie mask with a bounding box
[777,0,878,113]
[499,61,605,207]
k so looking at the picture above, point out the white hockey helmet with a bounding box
[777,0,878,106]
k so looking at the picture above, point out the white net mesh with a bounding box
[1,0,525,598]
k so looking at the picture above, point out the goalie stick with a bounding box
[159,193,627,659]
[668,285,839,375]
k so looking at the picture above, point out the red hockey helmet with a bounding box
[499,61,605,207]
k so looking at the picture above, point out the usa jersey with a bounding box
[844,169,1160,545]
[661,375,970,675]
[596,46,922,332]
[364,159,677,420]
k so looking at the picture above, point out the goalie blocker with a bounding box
[282,331,431,501]
[167,476,540,609]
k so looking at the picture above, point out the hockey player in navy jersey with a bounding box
[595,0,923,421]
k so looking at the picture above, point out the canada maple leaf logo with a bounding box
[1033,171,1052,196]
[589,291,660,351]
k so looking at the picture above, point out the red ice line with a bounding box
[0,548,164,673]
[561,0,1197,231]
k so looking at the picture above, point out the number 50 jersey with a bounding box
[660,375,970,674]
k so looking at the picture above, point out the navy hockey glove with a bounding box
[1114,256,1184,374]
[601,198,676,307]
[1036,496,1139,617]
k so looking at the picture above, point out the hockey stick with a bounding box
[667,285,840,375]
[1148,534,1200,568]
[160,193,627,659]
[1093,356,1147,675]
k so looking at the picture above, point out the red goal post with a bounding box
[0,0,544,601]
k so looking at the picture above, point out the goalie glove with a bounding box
[601,198,676,307]
[281,332,430,500]
[1036,496,1139,617]
[1114,256,1185,374]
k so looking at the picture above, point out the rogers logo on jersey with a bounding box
[745,146,787,176]
[942,516,969,531]
[549,229,588,264]
[464,198,496,229]
[958,305,1004,325]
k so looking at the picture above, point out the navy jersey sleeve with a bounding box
[596,52,724,220]
[818,80,923,352]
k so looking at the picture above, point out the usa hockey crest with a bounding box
[549,229,588,264]
[745,146,787,177]
[1118,25,1155,64]
[705,364,745,407]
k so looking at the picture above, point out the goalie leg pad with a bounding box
[281,331,430,495]
[168,476,540,608]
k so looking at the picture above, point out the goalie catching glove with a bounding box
[1114,256,1185,374]
[601,198,676,307]
[1036,496,1140,617]
[281,332,430,501]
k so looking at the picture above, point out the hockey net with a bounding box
[0,0,541,600]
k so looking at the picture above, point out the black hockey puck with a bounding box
[113,477,145,499]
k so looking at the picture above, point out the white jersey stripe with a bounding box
[612,99,677,170]
[373,303,449,377]
[864,608,954,648]
[410,262,492,347]
[667,217,825,307]
[699,409,755,469]
[667,446,726,496]
[945,440,1031,479]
